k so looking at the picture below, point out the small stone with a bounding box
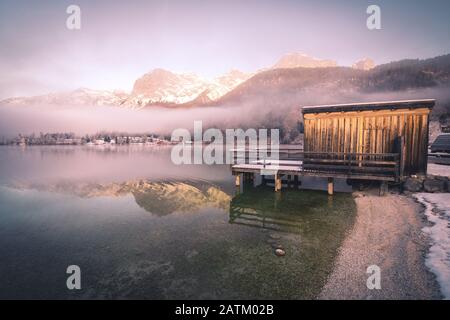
[423,178,446,193]
[275,249,286,257]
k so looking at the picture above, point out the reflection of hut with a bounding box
[302,100,435,176]
[229,200,303,233]
[229,187,356,234]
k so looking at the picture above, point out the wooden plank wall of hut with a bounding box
[303,108,431,175]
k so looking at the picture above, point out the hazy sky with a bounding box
[1,0,450,98]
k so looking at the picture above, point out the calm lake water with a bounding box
[0,145,356,299]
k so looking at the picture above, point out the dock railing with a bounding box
[301,151,400,181]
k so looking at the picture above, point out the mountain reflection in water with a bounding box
[12,179,232,216]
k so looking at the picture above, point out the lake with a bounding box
[0,145,356,299]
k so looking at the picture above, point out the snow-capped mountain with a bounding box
[206,69,253,101]
[2,88,128,107]
[0,69,252,109]
[123,68,252,107]
[0,52,342,109]
[128,68,210,106]
[352,58,375,71]
[272,52,337,69]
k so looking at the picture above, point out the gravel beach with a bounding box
[319,192,442,300]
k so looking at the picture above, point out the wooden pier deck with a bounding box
[231,148,401,195]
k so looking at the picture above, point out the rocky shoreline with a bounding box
[403,175,449,194]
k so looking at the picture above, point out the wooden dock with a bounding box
[231,100,435,195]
[231,147,400,195]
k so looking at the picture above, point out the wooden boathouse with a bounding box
[231,99,435,195]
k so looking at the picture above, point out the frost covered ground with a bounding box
[414,193,450,299]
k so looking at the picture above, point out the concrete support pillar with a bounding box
[327,177,334,195]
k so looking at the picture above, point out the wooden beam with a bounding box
[235,174,241,187]
[294,175,299,188]
[275,174,282,192]
[303,108,432,119]
[379,181,388,196]
[399,135,405,180]
[232,167,397,181]
[327,177,334,195]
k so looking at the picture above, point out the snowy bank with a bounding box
[414,193,450,299]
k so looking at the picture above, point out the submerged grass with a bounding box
[0,183,357,299]
[140,186,358,299]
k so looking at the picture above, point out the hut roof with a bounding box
[302,99,435,114]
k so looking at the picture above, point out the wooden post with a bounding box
[253,173,262,187]
[275,174,282,192]
[399,136,406,181]
[327,177,334,195]
[235,174,241,187]
[379,181,388,196]
[424,114,430,176]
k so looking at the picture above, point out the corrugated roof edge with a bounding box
[302,99,435,114]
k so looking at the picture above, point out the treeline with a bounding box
[0,131,173,146]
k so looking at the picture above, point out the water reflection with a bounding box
[0,146,357,299]
[229,185,356,236]
[12,179,231,216]
[230,193,305,233]
[0,145,232,186]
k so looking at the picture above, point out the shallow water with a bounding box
[0,146,356,299]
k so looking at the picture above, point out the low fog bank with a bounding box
[1,86,449,141]
[0,104,234,138]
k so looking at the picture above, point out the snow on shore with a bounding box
[428,163,450,178]
[414,193,450,299]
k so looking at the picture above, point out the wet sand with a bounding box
[319,192,442,300]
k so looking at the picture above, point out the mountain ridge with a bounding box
[2,53,450,110]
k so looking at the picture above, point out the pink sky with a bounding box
[1,0,449,99]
